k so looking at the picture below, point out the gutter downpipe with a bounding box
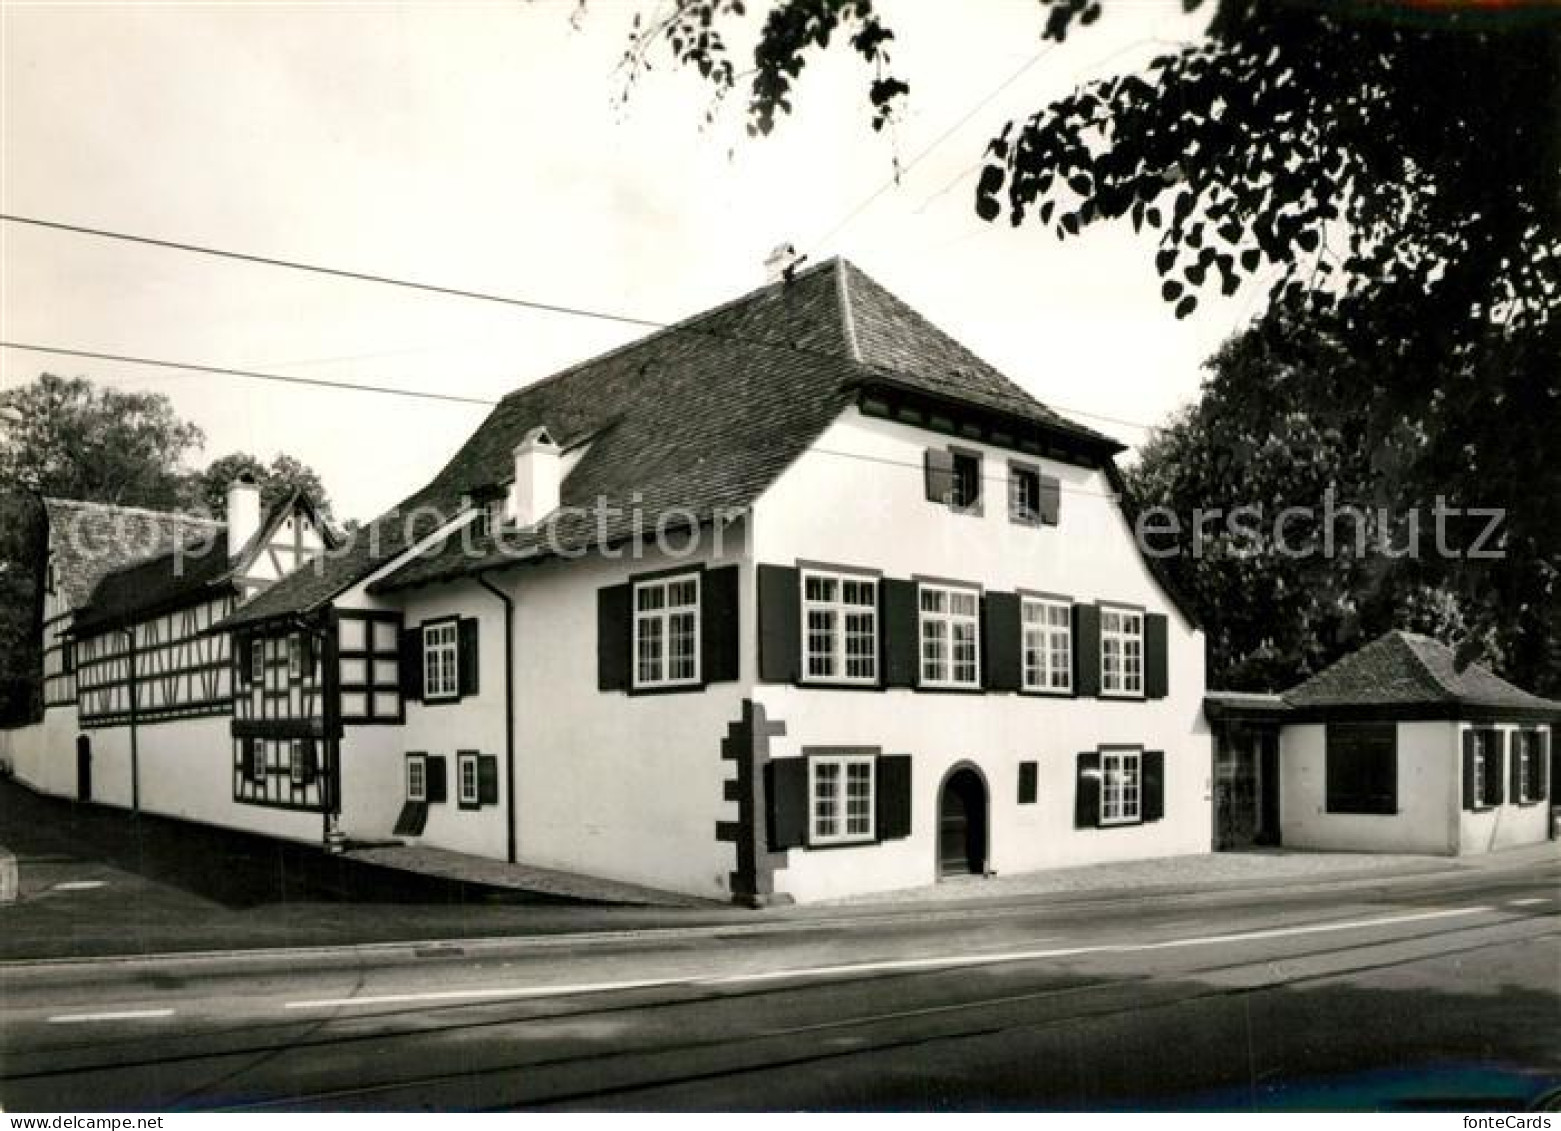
[122,625,139,815]
[476,572,517,864]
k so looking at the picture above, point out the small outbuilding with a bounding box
[1207,631,1558,856]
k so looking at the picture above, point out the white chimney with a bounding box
[226,473,262,555]
[764,242,803,284]
[509,426,561,528]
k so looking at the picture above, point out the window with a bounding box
[406,754,427,802]
[1010,464,1042,525]
[1022,597,1072,693]
[1100,749,1142,825]
[633,574,701,688]
[467,496,500,539]
[250,639,265,685]
[287,636,302,679]
[289,740,304,785]
[423,621,460,701]
[950,451,982,513]
[919,584,980,688]
[802,570,878,684]
[247,738,266,784]
[1327,722,1398,814]
[810,753,875,845]
[1100,606,1144,697]
[458,751,479,808]
[1018,761,1039,805]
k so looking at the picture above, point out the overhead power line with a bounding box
[0,212,1156,432]
[0,342,497,407]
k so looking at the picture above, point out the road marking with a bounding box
[47,1009,174,1024]
[50,881,106,892]
[701,906,1495,985]
[282,905,1497,1011]
[1508,897,1550,907]
[284,976,682,1011]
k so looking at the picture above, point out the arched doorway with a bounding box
[75,735,92,802]
[938,766,988,878]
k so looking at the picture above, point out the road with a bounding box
[2,858,1558,1111]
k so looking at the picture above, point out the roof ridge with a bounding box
[1388,629,1459,701]
[43,496,225,527]
[834,257,863,363]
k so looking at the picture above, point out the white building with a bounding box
[1207,630,1557,855]
[6,260,1211,904]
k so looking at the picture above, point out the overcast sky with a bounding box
[2,0,1268,522]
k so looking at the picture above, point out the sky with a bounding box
[1,0,1269,523]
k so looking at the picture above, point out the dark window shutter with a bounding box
[982,591,1022,692]
[238,635,253,684]
[765,758,809,850]
[1072,604,1101,698]
[1018,761,1038,805]
[876,754,912,840]
[1144,613,1169,699]
[701,565,741,683]
[756,565,800,683]
[1486,730,1505,806]
[881,578,920,689]
[924,448,955,504]
[1038,474,1061,526]
[457,617,480,697]
[426,755,448,804]
[1462,728,1477,810]
[1075,751,1101,829]
[300,633,315,678]
[399,628,424,702]
[242,737,258,781]
[300,738,319,785]
[596,583,632,691]
[478,754,499,806]
[1142,750,1165,821]
[1540,730,1552,801]
[1510,731,1524,802]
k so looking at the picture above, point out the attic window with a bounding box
[464,493,502,539]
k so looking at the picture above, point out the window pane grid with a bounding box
[811,755,875,844]
[423,622,459,699]
[919,584,980,687]
[1100,608,1144,696]
[1100,750,1141,824]
[633,575,701,688]
[1022,598,1073,692]
[802,571,877,685]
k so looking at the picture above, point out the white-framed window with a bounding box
[802,570,878,684]
[422,621,460,701]
[1022,597,1072,693]
[287,635,302,679]
[1100,748,1142,825]
[1100,605,1145,697]
[633,573,701,688]
[458,752,480,807]
[810,753,875,845]
[406,754,427,802]
[250,638,265,685]
[919,583,981,688]
[1472,731,1489,804]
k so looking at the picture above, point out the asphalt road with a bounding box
[2,858,1558,1111]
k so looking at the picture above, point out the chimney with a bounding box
[226,473,262,554]
[509,426,562,528]
[764,242,803,284]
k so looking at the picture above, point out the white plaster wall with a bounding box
[1457,721,1553,855]
[3,707,81,797]
[750,408,1211,902]
[1279,721,1459,854]
[390,578,511,860]
[503,524,753,898]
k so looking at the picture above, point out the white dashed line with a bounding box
[1508,897,1550,907]
[47,1009,175,1024]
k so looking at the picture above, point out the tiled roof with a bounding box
[43,498,224,610]
[224,257,1124,622]
[1282,630,1559,713]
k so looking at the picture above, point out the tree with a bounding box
[619,0,1560,683]
[1126,309,1526,693]
[0,373,204,508]
[187,451,333,520]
